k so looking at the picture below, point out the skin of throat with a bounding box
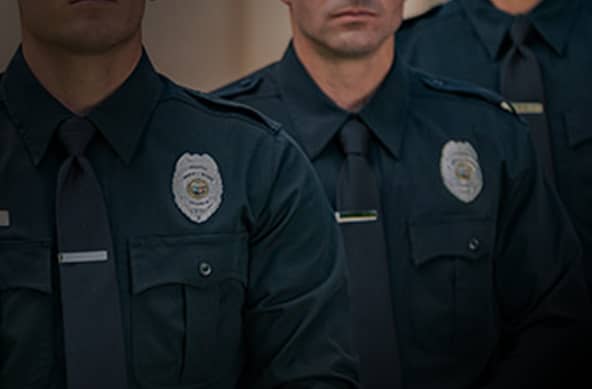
[490,0,543,15]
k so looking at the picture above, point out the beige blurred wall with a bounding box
[143,0,247,91]
[241,0,292,78]
[0,0,446,91]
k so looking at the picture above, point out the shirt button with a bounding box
[468,238,481,252]
[199,261,213,277]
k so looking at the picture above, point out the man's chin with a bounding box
[47,27,139,56]
[328,38,385,59]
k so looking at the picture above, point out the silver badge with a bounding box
[440,141,483,203]
[172,153,223,224]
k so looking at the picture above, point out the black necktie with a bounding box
[336,117,402,389]
[500,16,555,183]
[55,117,128,389]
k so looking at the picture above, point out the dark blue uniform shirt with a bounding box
[214,44,592,389]
[398,0,592,298]
[0,49,359,389]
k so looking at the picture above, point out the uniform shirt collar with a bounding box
[459,0,581,59]
[277,43,408,159]
[0,47,163,166]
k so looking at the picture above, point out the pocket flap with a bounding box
[0,241,52,293]
[409,219,492,266]
[129,233,247,294]
[565,109,592,148]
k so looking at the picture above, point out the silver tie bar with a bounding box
[58,250,109,264]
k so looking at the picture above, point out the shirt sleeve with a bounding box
[485,125,592,388]
[241,131,359,389]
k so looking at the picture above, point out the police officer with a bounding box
[215,0,592,388]
[0,1,358,388]
[398,0,592,300]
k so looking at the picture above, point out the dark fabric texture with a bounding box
[214,42,592,389]
[55,117,128,389]
[0,48,359,389]
[398,0,592,303]
[500,16,555,183]
[336,117,402,389]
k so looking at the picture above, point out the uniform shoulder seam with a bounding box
[411,68,522,119]
[160,82,283,136]
[211,64,275,99]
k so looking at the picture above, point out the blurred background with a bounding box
[0,0,446,91]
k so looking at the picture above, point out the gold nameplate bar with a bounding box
[335,210,379,224]
[511,102,544,115]
[0,210,9,227]
[58,250,108,264]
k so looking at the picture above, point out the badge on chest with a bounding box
[172,153,224,224]
[440,141,483,204]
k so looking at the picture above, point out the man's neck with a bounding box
[292,35,394,113]
[21,33,143,115]
[491,0,543,15]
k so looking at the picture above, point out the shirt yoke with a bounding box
[159,76,282,137]
[212,64,281,102]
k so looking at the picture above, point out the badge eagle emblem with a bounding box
[440,141,483,203]
[172,153,223,223]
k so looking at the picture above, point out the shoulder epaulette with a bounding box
[183,87,282,132]
[417,71,520,117]
[212,72,263,99]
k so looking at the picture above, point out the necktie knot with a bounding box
[58,117,96,156]
[339,118,370,156]
[510,16,533,46]
[500,15,556,184]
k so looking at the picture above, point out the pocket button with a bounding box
[199,261,213,277]
[468,237,481,252]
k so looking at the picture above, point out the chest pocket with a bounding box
[564,108,592,149]
[0,240,55,387]
[129,233,248,387]
[408,219,497,357]
[549,106,592,228]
